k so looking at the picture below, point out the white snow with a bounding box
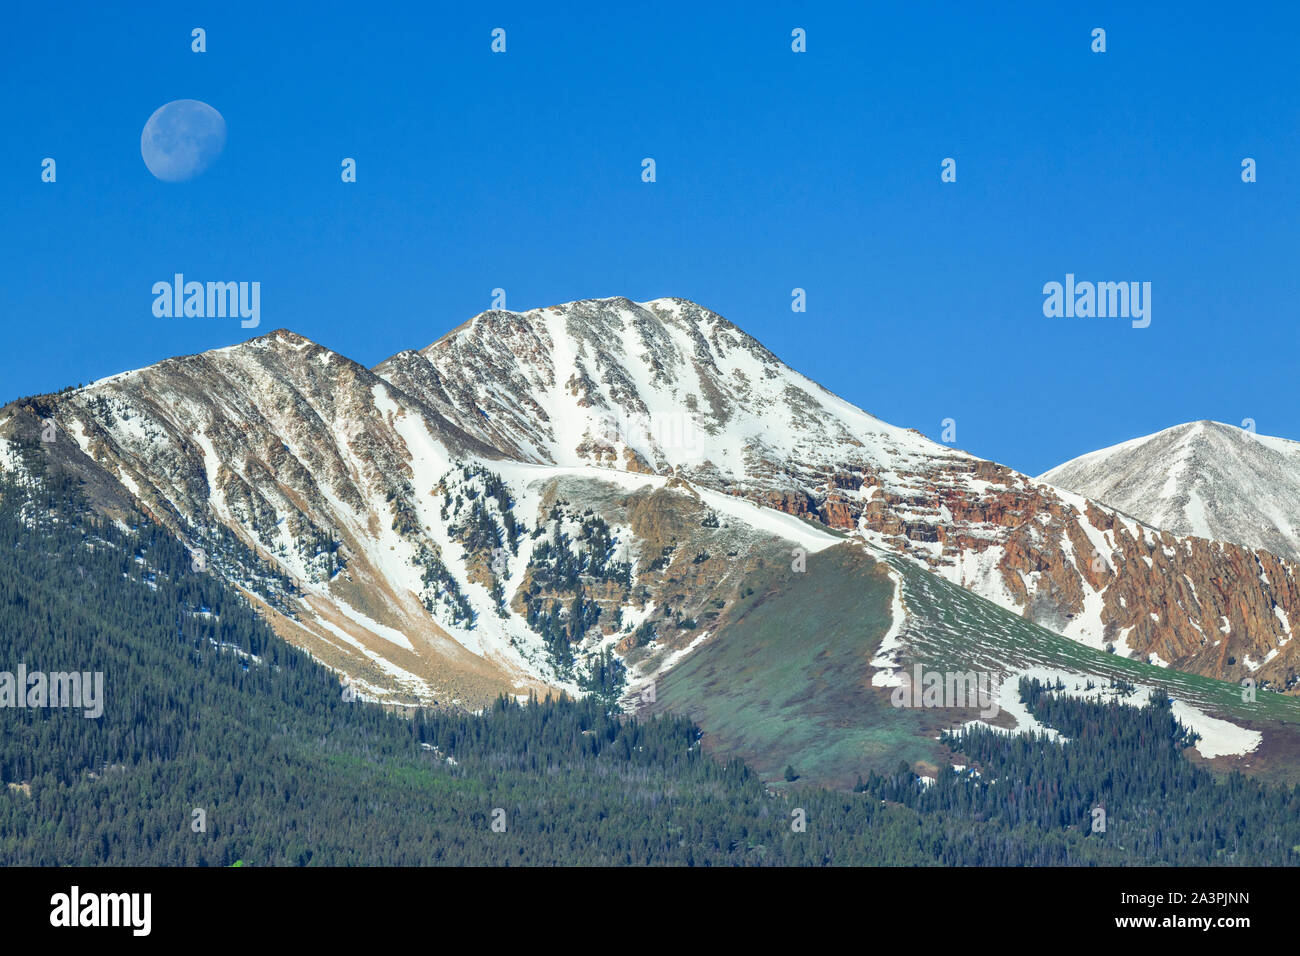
[959,665,1262,759]
[332,600,414,651]
[1170,700,1262,758]
[869,565,910,687]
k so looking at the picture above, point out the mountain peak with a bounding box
[227,327,335,358]
[254,328,313,346]
[1040,420,1300,560]
[423,296,753,357]
[376,296,941,481]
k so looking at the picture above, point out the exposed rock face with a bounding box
[836,454,1300,691]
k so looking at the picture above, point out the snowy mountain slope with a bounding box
[376,297,1300,691]
[1038,420,1300,563]
[2,336,846,707]
[27,332,544,706]
[374,296,954,514]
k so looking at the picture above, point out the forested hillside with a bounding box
[861,678,1300,863]
[2,433,1298,865]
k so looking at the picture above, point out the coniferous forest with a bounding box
[3,440,1300,866]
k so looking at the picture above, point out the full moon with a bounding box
[140,100,227,182]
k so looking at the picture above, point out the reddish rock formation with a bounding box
[746,453,1300,692]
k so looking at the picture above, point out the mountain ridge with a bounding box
[4,297,1299,709]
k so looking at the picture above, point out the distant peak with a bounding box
[412,295,737,355]
[214,328,350,361]
[246,328,316,348]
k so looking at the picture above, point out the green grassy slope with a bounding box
[646,545,944,788]
[648,540,1300,788]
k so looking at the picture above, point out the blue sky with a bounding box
[3,1,1297,476]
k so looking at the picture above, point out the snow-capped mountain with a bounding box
[1,318,847,708]
[1039,420,1300,563]
[380,298,1300,689]
[374,296,951,510]
[5,297,1299,707]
